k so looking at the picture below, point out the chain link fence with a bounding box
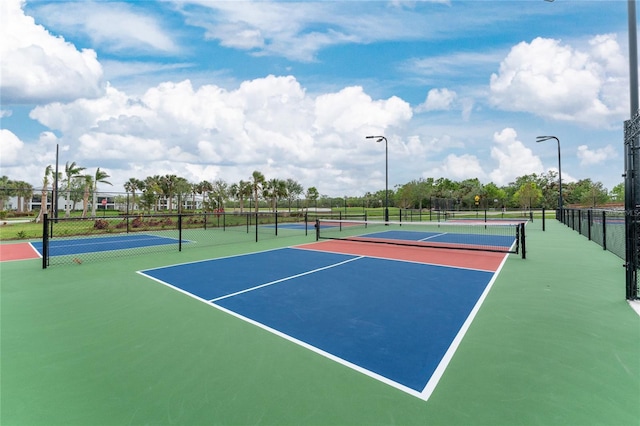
[41,211,312,268]
[560,208,638,299]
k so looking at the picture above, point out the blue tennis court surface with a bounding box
[363,230,515,249]
[32,234,181,256]
[139,246,502,399]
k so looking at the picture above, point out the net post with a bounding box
[275,211,278,236]
[255,212,258,242]
[178,214,183,251]
[520,222,526,259]
[542,207,546,231]
[305,212,308,236]
[602,210,607,251]
[42,213,48,269]
[315,219,320,241]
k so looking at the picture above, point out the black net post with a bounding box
[178,214,183,252]
[42,213,48,269]
[602,210,607,251]
[520,222,526,260]
[542,208,546,231]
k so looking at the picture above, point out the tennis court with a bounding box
[31,233,184,257]
[1,219,638,425]
[139,242,507,399]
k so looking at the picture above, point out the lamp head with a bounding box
[366,135,385,143]
[536,135,558,143]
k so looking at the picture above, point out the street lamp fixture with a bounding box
[366,135,389,222]
[536,135,563,219]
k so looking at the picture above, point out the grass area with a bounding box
[0,208,553,242]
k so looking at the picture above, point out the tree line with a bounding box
[0,165,625,219]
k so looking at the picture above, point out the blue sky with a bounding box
[0,0,636,197]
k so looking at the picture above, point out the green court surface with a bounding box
[1,220,638,425]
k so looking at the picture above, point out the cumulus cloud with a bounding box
[490,35,628,127]
[0,129,24,166]
[27,75,412,195]
[489,128,544,186]
[577,144,617,166]
[0,0,104,104]
[417,88,457,112]
[430,153,486,181]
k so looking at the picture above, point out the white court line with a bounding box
[209,256,365,302]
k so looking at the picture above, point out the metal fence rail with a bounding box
[559,208,638,299]
[41,211,310,268]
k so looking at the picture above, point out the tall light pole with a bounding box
[366,135,389,222]
[536,136,562,220]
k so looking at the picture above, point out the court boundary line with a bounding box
[293,244,499,273]
[419,251,510,400]
[137,246,508,401]
[209,256,364,302]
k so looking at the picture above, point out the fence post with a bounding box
[178,214,182,252]
[602,210,607,251]
[42,213,48,269]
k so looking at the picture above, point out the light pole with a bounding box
[536,136,563,220]
[366,135,389,222]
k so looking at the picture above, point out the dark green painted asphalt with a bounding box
[1,220,638,425]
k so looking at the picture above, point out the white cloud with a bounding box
[417,88,457,112]
[27,76,412,195]
[31,1,178,54]
[489,35,628,127]
[430,153,486,181]
[577,144,617,166]
[489,128,544,186]
[0,0,103,104]
[0,129,24,166]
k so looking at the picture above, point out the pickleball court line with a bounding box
[418,249,510,401]
[209,256,365,302]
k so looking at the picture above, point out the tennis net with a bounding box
[315,219,526,258]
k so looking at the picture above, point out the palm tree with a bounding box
[161,174,178,212]
[90,168,112,218]
[305,186,319,210]
[0,175,11,211]
[264,178,287,212]
[174,177,191,213]
[144,175,162,212]
[63,161,86,218]
[211,179,228,211]
[36,166,53,223]
[81,175,93,218]
[197,180,213,211]
[285,178,303,212]
[250,171,265,214]
[124,178,144,213]
[13,180,33,213]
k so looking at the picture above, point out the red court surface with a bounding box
[0,243,41,262]
[296,240,507,271]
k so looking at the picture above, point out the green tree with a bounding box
[250,171,265,213]
[63,161,86,217]
[610,182,624,203]
[91,168,112,217]
[514,182,542,210]
[161,174,179,212]
[285,178,303,212]
[210,179,229,211]
[13,180,33,213]
[124,177,144,213]
[264,178,287,211]
[305,186,319,209]
[36,166,53,223]
[81,175,93,218]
